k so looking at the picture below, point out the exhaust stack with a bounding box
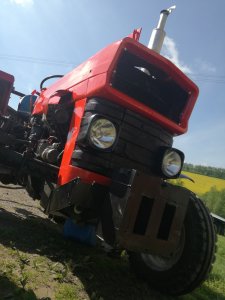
[148,5,176,53]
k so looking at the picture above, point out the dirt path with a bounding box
[0,184,48,219]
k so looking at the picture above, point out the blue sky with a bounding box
[1,0,225,167]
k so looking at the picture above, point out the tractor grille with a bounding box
[72,98,173,176]
[111,50,189,124]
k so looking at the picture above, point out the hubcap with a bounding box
[141,228,185,272]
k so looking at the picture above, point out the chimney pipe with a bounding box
[148,5,176,53]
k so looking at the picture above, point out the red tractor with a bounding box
[0,7,215,296]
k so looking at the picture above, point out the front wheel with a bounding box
[129,193,216,296]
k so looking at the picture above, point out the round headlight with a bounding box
[162,149,182,177]
[88,118,117,149]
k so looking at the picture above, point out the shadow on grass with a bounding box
[189,284,225,300]
[0,207,224,300]
[0,275,38,300]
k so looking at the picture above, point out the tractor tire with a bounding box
[129,193,216,296]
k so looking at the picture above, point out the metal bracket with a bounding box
[118,172,190,256]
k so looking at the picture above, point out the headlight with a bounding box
[88,118,117,150]
[161,149,183,177]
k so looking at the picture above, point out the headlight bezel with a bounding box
[78,114,119,152]
[159,147,184,179]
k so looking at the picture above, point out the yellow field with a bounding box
[178,171,225,195]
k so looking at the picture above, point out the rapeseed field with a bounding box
[176,171,225,195]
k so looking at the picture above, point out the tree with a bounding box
[203,187,225,219]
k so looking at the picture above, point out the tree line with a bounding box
[183,163,225,180]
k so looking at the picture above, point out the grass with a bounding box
[0,206,225,300]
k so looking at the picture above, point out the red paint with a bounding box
[58,165,111,186]
[30,35,199,186]
[58,98,86,183]
[128,28,142,41]
[0,70,14,115]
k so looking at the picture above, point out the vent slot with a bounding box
[157,203,176,240]
[133,196,154,235]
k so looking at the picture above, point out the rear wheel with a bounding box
[129,193,216,296]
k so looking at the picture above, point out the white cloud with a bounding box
[10,0,34,6]
[196,59,216,73]
[162,36,217,78]
[162,36,192,74]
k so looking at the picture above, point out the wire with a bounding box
[0,54,75,67]
[181,72,225,85]
[1,53,225,84]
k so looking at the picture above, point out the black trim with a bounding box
[111,50,188,124]
[77,114,119,152]
[73,98,173,177]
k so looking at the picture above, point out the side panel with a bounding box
[57,98,110,186]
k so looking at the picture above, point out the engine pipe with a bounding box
[148,5,176,53]
[11,87,25,98]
